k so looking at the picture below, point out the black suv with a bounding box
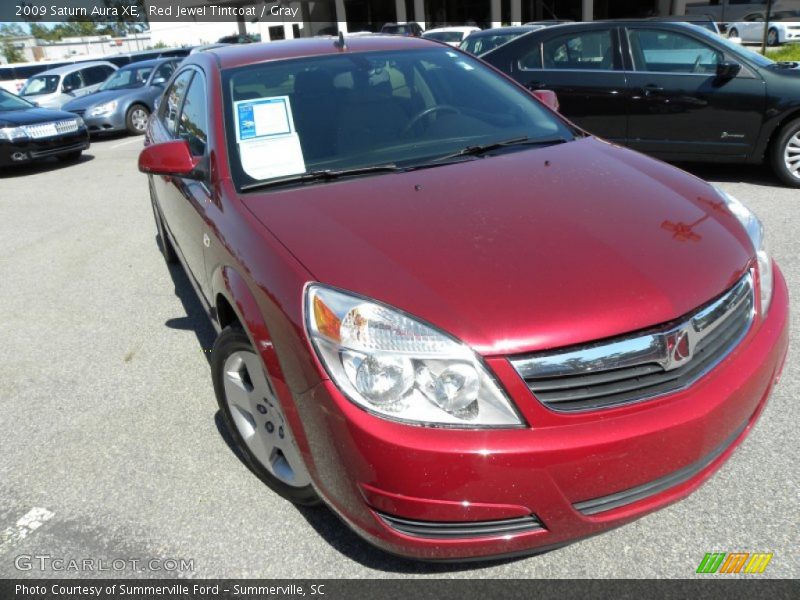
[482,21,800,187]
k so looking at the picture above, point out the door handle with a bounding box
[642,84,664,96]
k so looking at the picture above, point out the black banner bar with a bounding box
[2,580,800,600]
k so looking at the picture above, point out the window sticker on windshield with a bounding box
[233,95,306,180]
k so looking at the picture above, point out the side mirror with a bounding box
[138,139,202,179]
[152,77,166,86]
[62,84,74,93]
[716,60,742,80]
[532,89,560,112]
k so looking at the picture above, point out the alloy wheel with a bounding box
[785,132,800,180]
[131,107,148,132]
[222,350,311,488]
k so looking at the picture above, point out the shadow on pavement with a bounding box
[0,153,95,178]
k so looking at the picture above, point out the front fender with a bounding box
[210,266,319,477]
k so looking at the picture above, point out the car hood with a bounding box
[63,88,144,110]
[0,106,78,126]
[242,137,754,356]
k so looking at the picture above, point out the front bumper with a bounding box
[0,129,90,166]
[68,110,126,134]
[289,266,789,560]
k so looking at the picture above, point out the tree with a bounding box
[0,23,26,39]
[1,42,25,63]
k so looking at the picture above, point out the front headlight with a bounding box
[305,285,524,428]
[88,100,117,117]
[74,116,85,128]
[715,186,772,316]
[0,126,28,141]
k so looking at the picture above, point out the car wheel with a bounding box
[728,27,739,39]
[771,118,800,188]
[57,150,82,162]
[211,325,319,505]
[149,189,177,263]
[126,104,149,135]
[767,28,779,46]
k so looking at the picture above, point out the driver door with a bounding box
[623,25,765,159]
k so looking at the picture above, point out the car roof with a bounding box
[202,35,443,70]
[466,25,543,37]
[30,61,116,76]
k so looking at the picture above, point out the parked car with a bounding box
[728,10,800,46]
[380,22,424,37]
[482,20,800,187]
[18,61,117,110]
[460,25,545,55]
[422,26,481,46]
[63,59,180,136]
[686,0,768,23]
[0,88,89,166]
[138,36,788,561]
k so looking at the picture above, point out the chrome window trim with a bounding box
[510,272,755,411]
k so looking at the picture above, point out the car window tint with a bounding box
[177,73,208,156]
[83,66,109,86]
[543,30,614,70]
[518,43,543,69]
[160,70,193,136]
[62,71,84,91]
[629,29,722,74]
[153,62,176,83]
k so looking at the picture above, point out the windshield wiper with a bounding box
[431,135,570,162]
[241,163,400,191]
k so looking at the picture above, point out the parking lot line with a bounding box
[110,138,143,150]
[0,507,54,554]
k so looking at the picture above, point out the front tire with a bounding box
[771,118,800,188]
[211,325,319,505]
[150,189,177,264]
[126,104,149,135]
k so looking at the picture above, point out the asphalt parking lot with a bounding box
[0,136,797,579]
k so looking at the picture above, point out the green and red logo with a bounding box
[696,552,773,574]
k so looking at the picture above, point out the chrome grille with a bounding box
[23,119,79,139]
[510,273,755,412]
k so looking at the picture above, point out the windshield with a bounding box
[20,75,59,96]
[100,65,153,90]
[424,31,465,43]
[223,48,574,190]
[0,89,35,111]
[460,33,521,55]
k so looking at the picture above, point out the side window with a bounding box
[629,29,723,74]
[153,62,176,84]
[177,73,208,156]
[83,66,110,86]
[62,71,84,92]
[542,30,614,70]
[518,43,543,70]
[159,70,193,136]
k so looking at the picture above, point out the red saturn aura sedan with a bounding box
[139,35,789,561]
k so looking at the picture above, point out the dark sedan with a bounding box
[482,21,800,187]
[0,89,89,167]
[63,58,180,136]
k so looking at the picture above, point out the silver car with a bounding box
[18,61,117,110]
